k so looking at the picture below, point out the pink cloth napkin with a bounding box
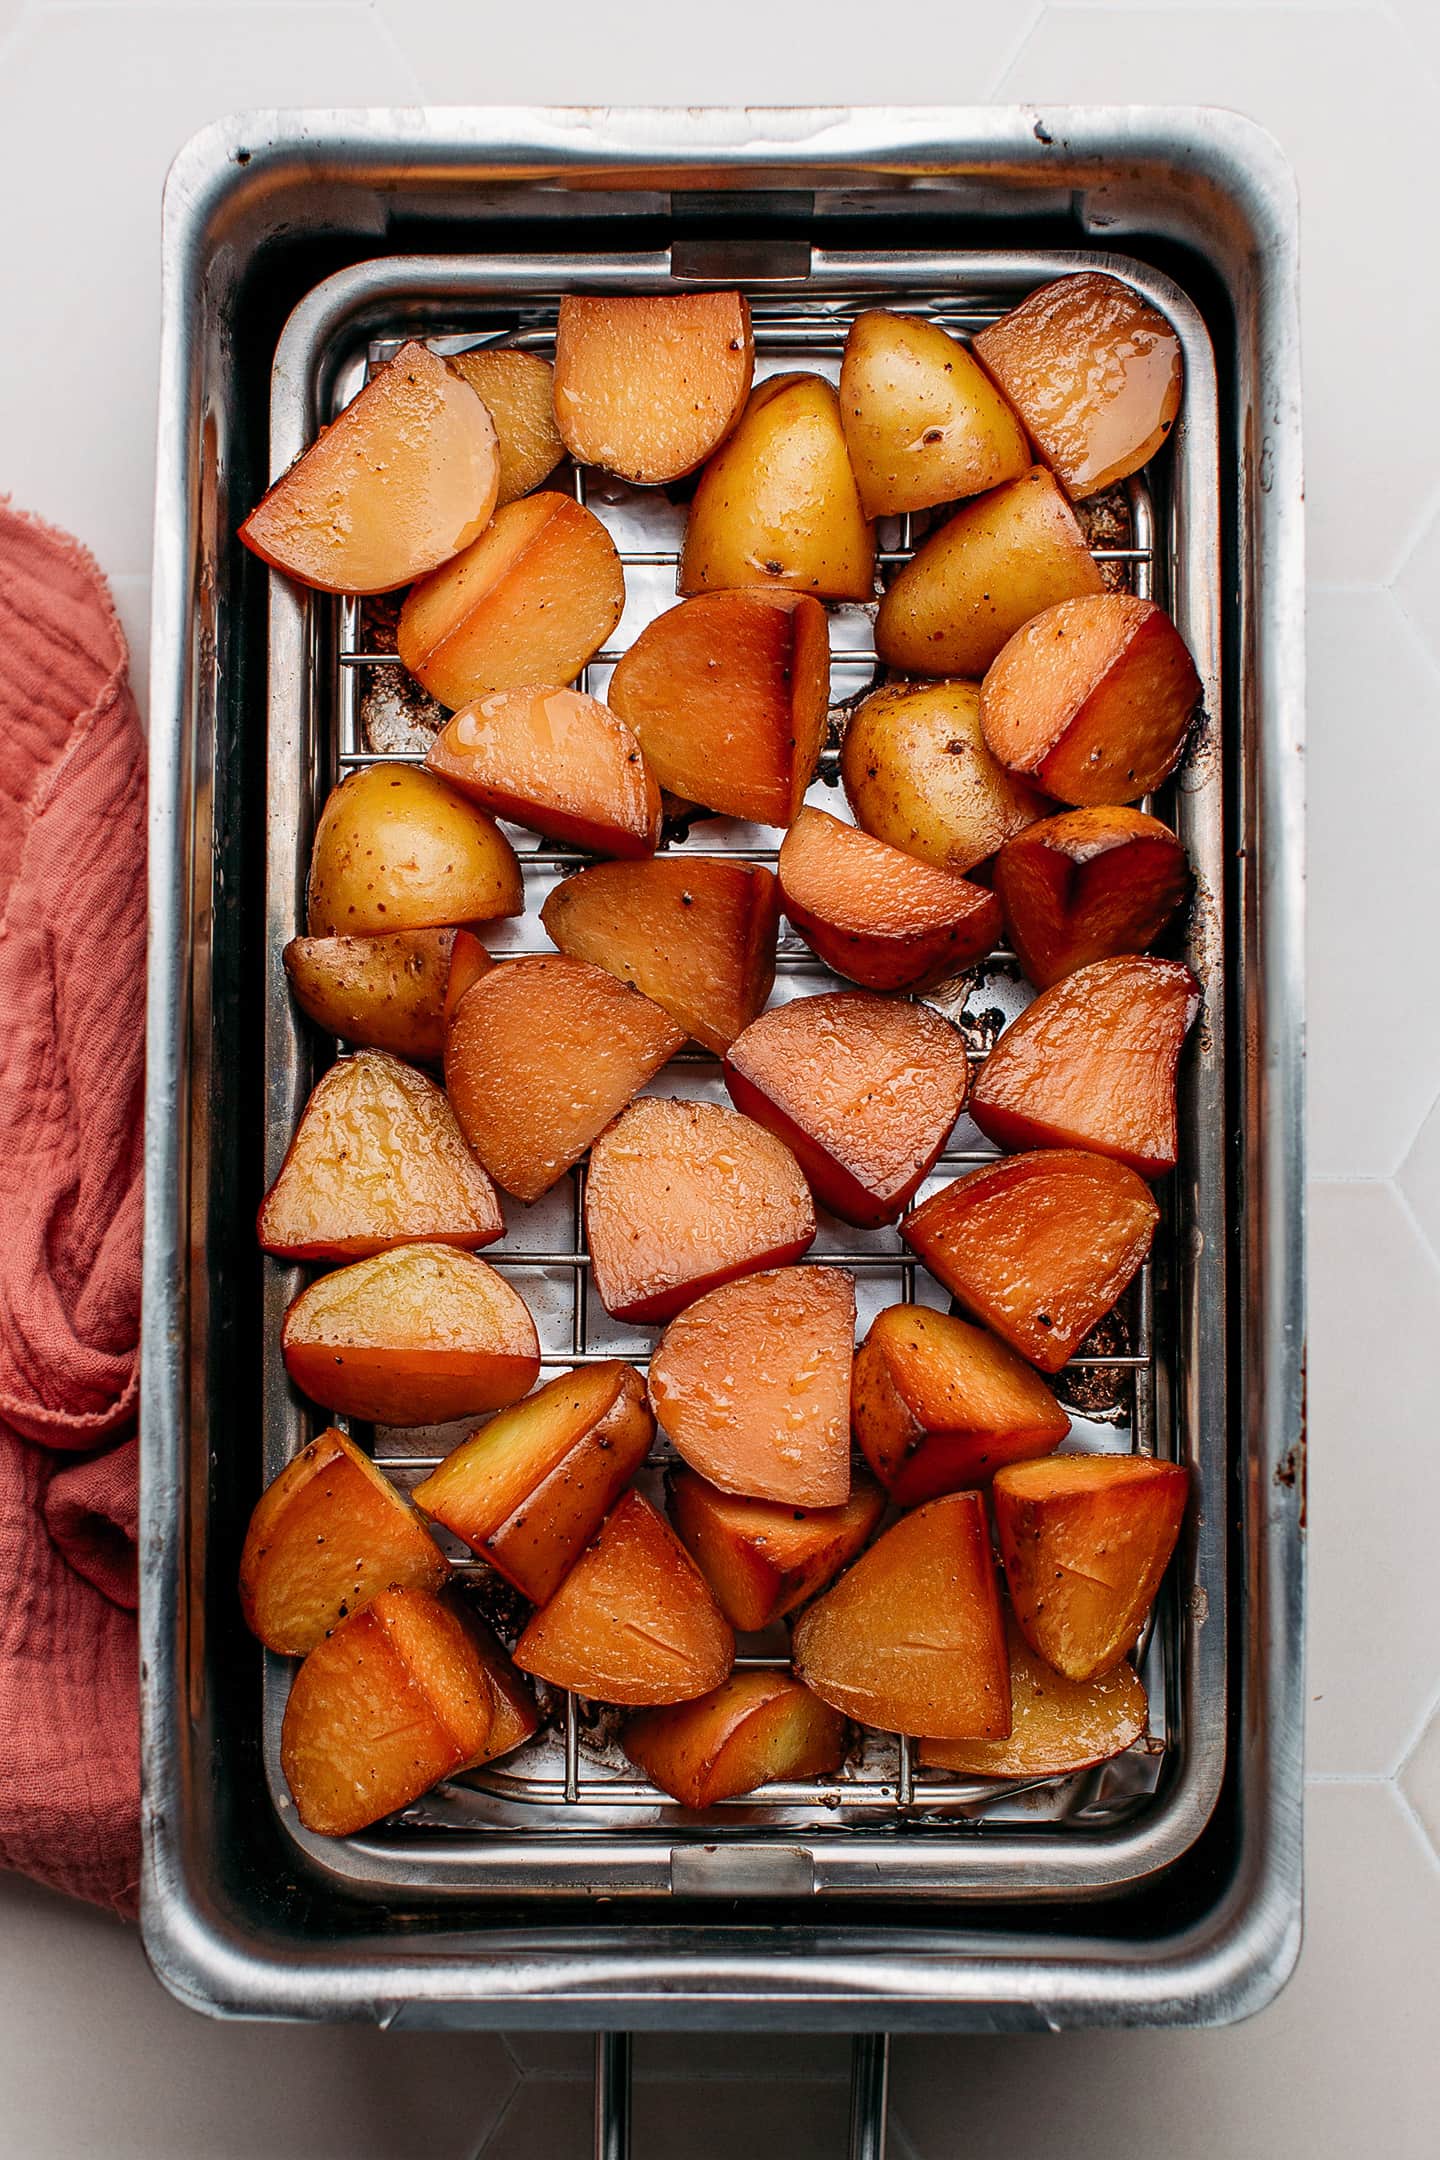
[0,500,145,1917]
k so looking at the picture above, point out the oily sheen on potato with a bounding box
[426,687,661,858]
[448,346,564,505]
[624,1671,845,1809]
[553,292,754,484]
[283,927,456,1064]
[306,764,522,938]
[994,806,1189,989]
[920,1610,1148,1779]
[839,309,1030,516]
[667,1466,886,1634]
[840,680,1050,876]
[777,808,1001,993]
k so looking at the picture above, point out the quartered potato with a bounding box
[442,927,495,1027]
[839,309,1029,516]
[668,1466,885,1635]
[554,292,754,484]
[993,806,1189,989]
[449,346,564,504]
[840,679,1050,876]
[624,1671,845,1809]
[306,764,523,938]
[427,686,661,858]
[920,1609,1148,1779]
[284,927,456,1063]
[777,807,1001,993]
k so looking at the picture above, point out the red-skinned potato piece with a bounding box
[792,1493,1011,1740]
[624,1671,845,1807]
[851,1304,1068,1506]
[239,1428,449,1655]
[426,687,660,858]
[541,858,779,1055]
[969,956,1200,1179]
[281,1245,540,1426]
[397,492,625,708]
[445,956,685,1202]
[993,1454,1188,1681]
[284,928,456,1064]
[606,591,831,826]
[920,1609,1148,1778]
[972,272,1183,500]
[258,1050,503,1262]
[240,341,499,595]
[412,1362,653,1605]
[305,764,523,938]
[724,992,969,1228]
[668,1466,885,1633]
[443,928,495,1029]
[778,807,1001,992]
[994,806,1189,989]
[648,1266,855,1509]
[585,1099,815,1324]
[902,1151,1159,1374]
[514,1491,734,1705]
[553,292,754,485]
[980,595,1201,807]
[281,1587,499,1836]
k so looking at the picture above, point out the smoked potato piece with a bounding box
[875,467,1103,679]
[840,680,1050,876]
[443,927,495,1028]
[679,373,875,602]
[920,1610,1147,1778]
[668,1466,885,1634]
[625,1671,845,1807]
[281,1245,540,1425]
[449,346,563,504]
[258,1050,503,1262]
[724,992,969,1228]
[839,310,1030,516]
[240,341,499,594]
[585,1099,815,1324]
[514,1490,734,1705]
[777,807,1001,992]
[540,856,779,1055]
[972,272,1183,500]
[648,1266,855,1509]
[902,1150,1159,1373]
[239,1428,449,1655]
[280,1586,497,1836]
[606,591,830,827]
[397,492,624,708]
[993,1454,1188,1681]
[284,927,456,1063]
[994,807,1189,989]
[553,292,754,485]
[969,955,1200,1179]
[306,765,522,938]
[980,595,1201,806]
[851,1304,1068,1506]
[445,957,685,1202]
[412,1361,654,1605]
[426,687,660,858]
[792,1493,1010,1740]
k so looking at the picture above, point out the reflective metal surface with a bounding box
[141,106,1304,2029]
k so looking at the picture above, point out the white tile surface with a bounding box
[0,0,1429,2148]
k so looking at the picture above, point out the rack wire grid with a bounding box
[294,292,1179,1834]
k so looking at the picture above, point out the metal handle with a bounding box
[593,2031,888,2158]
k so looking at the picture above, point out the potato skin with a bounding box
[306,764,522,938]
[840,680,1050,876]
[284,927,455,1062]
[839,310,1030,517]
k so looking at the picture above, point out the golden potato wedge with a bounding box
[397,492,624,708]
[284,927,456,1063]
[980,594,1202,806]
[585,1097,815,1323]
[540,857,779,1055]
[281,1245,540,1426]
[258,1050,503,1262]
[839,681,1050,876]
[920,1610,1148,1778]
[792,1493,1011,1740]
[426,687,660,857]
[875,467,1104,678]
[606,590,831,826]
[679,372,875,602]
[778,807,1001,993]
[239,1428,449,1655]
[993,807,1189,989]
[993,1454,1188,1680]
[239,341,499,594]
[443,927,495,1029]
[305,764,522,938]
[449,346,564,504]
[625,1671,845,1807]
[445,956,686,1203]
[280,1586,496,1836]
[514,1490,735,1706]
[413,1361,654,1605]
[972,272,1183,499]
[668,1465,885,1633]
[553,292,754,484]
[839,310,1030,516]
[458,1603,544,1766]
